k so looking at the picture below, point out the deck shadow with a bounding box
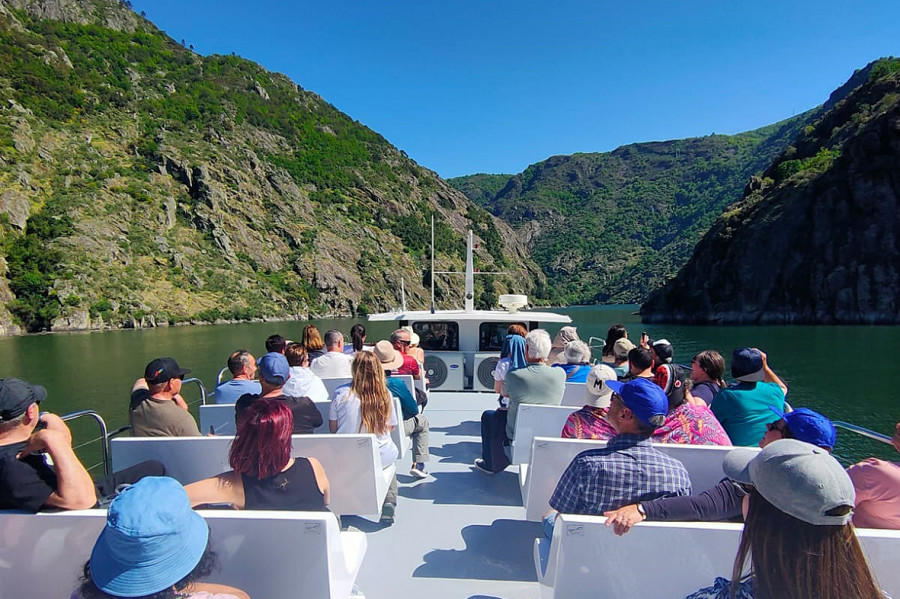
[430,440,481,464]
[414,519,541,581]
[340,515,392,533]
[430,420,481,436]
[398,470,523,506]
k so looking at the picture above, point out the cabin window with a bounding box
[479,322,527,352]
[412,322,459,351]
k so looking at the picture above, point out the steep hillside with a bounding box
[642,59,900,324]
[450,115,815,304]
[0,0,541,335]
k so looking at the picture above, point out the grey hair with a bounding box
[324,329,343,349]
[227,349,254,376]
[0,412,28,432]
[389,329,408,344]
[525,329,552,361]
[564,340,591,364]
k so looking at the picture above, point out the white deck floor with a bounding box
[344,394,542,599]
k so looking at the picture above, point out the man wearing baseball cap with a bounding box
[544,377,691,537]
[711,347,789,446]
[235,352,323,434]
[1,377,164,511]
[129,357,200,437]
[604,405,839,534]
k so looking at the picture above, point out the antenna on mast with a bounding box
[401,277,407,312]
[430,214,435,314]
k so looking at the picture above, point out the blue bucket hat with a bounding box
[258,351,291,386]
[769,406,837,450]
[89,477,209,597]
[605,378,668,427]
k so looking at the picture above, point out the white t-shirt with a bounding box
[329,386,399,468]
[494,357,512,408]
[310,351,353,378]
[281,366,329,402]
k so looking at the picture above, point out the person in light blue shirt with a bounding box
[214,350,261,404]
[552,340,592,383]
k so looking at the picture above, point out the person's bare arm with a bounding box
[329,419,338,433]
[188,583,251,599]
[184,471,244,508]
[307,457,331,506]
[755,349,788,397]
[131,377,149,392]
[19,414,96,510]
[892,422,900,454]
[494,379,503,394]
[603,504,645,535]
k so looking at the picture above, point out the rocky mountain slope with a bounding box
[0,0,541,335]
[451,115,817,305]
[641,59,900,324]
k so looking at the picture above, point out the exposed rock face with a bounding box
[642,62,900,324]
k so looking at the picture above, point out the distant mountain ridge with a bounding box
[450,113,818,305]
[0,0,541,335]
[641,58,900,324]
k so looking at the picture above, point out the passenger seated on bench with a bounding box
[544,378,691,538]
[0,378,166,512]
[74,477,251,599]
[650,364,731,446]
[310,329,353,379]
[235,352,323,435]
[130,358,201,437]
[604,407,837,534]
[265,333,288,354]
[561,364,618,439]
[374,341,431,479]
[186,399,329,511]
[476,330,565,474]
[552,340,592,383]
[609,338,635,378]
[330,351,399,524]
[301,325,326,362]
[548,326,579,365]
[847,421,900,530]
[600,324,628,365]
[621,346,654,382]
[683,440,884,599]
[281,343,328,402]
[213,350,261,405]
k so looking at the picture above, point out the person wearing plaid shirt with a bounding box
[544,378,692,537]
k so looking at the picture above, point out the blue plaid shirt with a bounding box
[549,434,692,514]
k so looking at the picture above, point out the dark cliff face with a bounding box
[642,61,900,325]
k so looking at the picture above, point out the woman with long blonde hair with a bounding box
[329,350,399,523]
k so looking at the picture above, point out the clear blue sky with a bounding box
[131,0,900,178]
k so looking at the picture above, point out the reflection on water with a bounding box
[0,307,896,468]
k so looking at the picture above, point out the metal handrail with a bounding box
[833,421,893,445]
[61,410,111,477]
[217,367,229,385]
[182,377,208,406]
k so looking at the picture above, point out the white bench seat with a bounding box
[111,434,394,516]
[521,437,751,521]
[199,394,410,461]
[506,404,575,465]
[535,514,900,599]
[0,509,366,599]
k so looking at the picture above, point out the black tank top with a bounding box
[241,457,327,511]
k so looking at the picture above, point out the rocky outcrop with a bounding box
[642,61,900,324]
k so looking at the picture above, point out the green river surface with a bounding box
[0,305,896,474]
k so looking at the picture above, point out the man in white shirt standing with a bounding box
[310,330,353,379]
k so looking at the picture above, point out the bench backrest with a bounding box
[535,514,900,599]
[0,509,366,599]
[110,434,392,516]
[521,437,751,521]
[508,404,575,464]
[199,395,409,461]
[559,383,586,407]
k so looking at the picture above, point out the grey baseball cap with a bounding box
[723,438,855,526]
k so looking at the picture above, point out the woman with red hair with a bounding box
[185,399,330,510]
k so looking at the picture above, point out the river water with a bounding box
[0,305,896,472]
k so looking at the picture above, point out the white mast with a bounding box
[430,214,435,314]
[464,230,475,312]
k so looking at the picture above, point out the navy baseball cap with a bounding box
[732,348,764,382]
[769,406,837,450]
[0,378,46,422]
[605,378,668,427]
[258,352,290,386]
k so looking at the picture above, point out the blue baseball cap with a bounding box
[605,378,668,427]
[258,352,291,385]
[89,477,209,597]
[769,406,837,450]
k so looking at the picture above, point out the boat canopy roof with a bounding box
[367,309,572,324]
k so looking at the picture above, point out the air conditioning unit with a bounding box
[424,352,466,391]
[473,353,501,392]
